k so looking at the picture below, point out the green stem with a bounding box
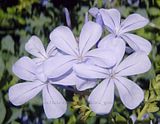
[137,103,149,120]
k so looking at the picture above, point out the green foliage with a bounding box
[0,0,160,123]
[0,92,6,124]
[136,75,160,121]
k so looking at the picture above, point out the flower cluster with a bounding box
[8,8,152,119]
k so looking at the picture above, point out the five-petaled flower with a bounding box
[9,57,68,119]
[74,38,151,114]
[8,7,152,119]
[44,21,116,91]
[89,8,152,55]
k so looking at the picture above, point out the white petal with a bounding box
[114,77,144,109]
[44,55,76,78]
[36,63,47,82]
[42,84,67,119]
[73,63,107,79]
[89,7,99,17]
[79,21,102,55]
[46,41,58,57]
[121,33,152,55]
[49,26,78,56]
[12,56,37,81]
[88,79,114,114]
[75,76,97,91]
[98,34,115,48]
[50,71,76,86]
[9,81,44,106]
[99,37,126,65]
[99,8,121,33]
[120,13,149,34]
[116,51,151,76]
[25,36,47,58]
[86,48,116,68]
[32,58,45,66]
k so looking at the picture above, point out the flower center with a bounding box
[77,55,84,63]
[108,70,115,79]
[114,27,121,37]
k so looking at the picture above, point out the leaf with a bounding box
[152,17,160,27]
[148,7,160,16]
[99,118,107,124]
[115,113,126,122]
[1,35,15,54]
[147,103,159,113]
[6,56,18,74]
[0,92,6,124]
[0,53,5,79]
[11,121,20,124]
[67,115,76,124]
[144,90,149,101]
[7,108,22,124]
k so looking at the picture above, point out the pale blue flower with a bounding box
[73,38,151,114]
[89,7,104,27]
[64,8,71,28]
[25,35,58,82]
[8,57,67,119]
[44,21,116,91]
[89,8,152,55]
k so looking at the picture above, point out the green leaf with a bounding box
[99,118,107,124]
[67,115,76,124]
[152,17,160,27]
[148,7,160,16]
[11,121,20,124]
[1,35,15,54]
[157,0,160,7]
[0,53,5,79]
[144,90,149,101]
[147,103,159,113]
[0,92,6,124]
[6,56,18,74]
[7,108,22,124]
[115,113,126,122]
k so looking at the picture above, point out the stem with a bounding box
[137,103,149,120]
[149,23,160,30]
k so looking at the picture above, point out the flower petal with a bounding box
[89,7,99,17]
[88,79,114,114]
[12,56,37,81]
[42,84,67,119]
[44,55,76,78]
[99,8,121,33]
[25,36,47,58]
[99,37,126,65]
[49,26,78,56]
[50,71,76,86]
[116,51,151,76]
[75,76,97,91]
[9,81,44,106]
[114,77,144,109]
[73,63,107,79]
[79,21,102,55]
[121,33,152,55]
[98,34,115,48]
[86,48,116,68]
[46,41,58,57]
[33,58,45,66]
[120,14,149,34]
[36,63,47,82]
